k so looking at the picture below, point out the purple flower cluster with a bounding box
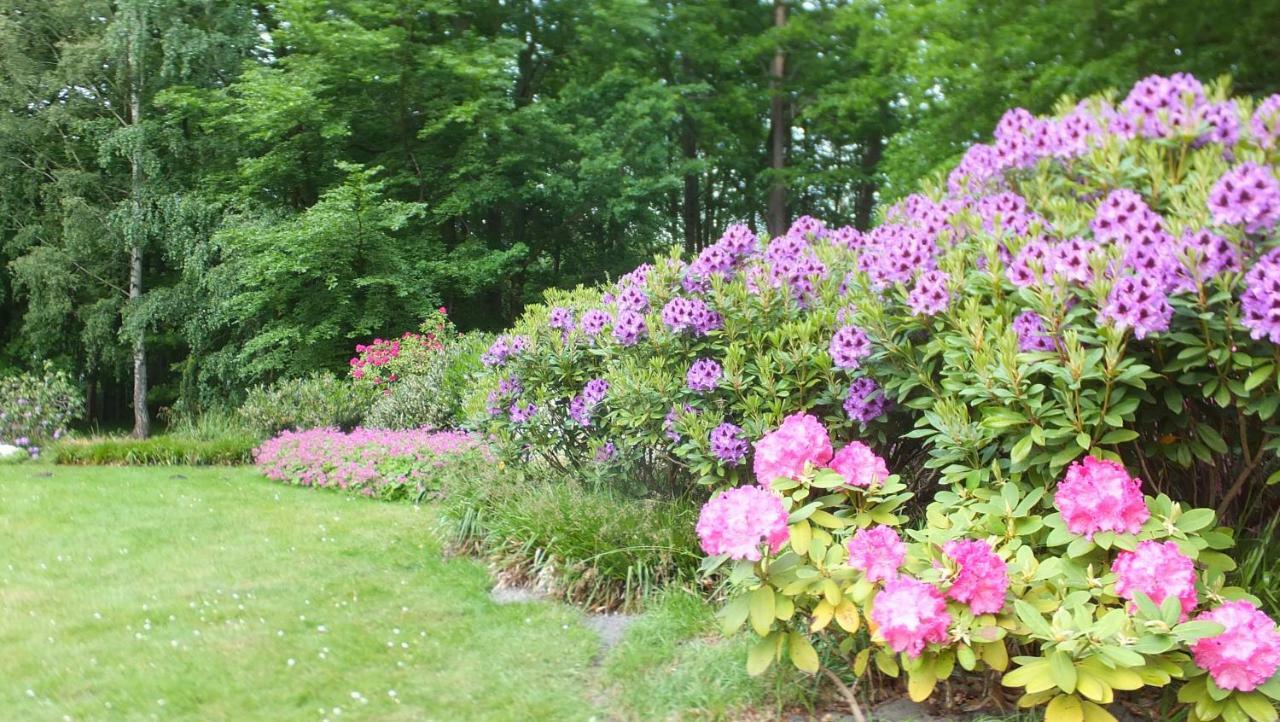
[908,270,951,317]
[1121,73,1206,138]
[615,285,650,313]
[482,335,527,367]
[1013,311,1056,352]
[486,375,523,417]
[844,377,889,424]
[1098,275,1173,339]
[509,401,538,424]
[709,422,749,465]
[612,309,648,346]
[569,378,610,427]
[1252,95,1280,149]
[829,325,872,369]
[686,358,723,393]
[755,229,829,299]
[857,224,938,288]
[1209,162,1280,233]
[1241,248,1280,344]
[664,403,696,443]
[661,297,722,336]
[580,309,612,337]
[549,307,575,337]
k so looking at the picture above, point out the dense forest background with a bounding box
[3,0,1280,430]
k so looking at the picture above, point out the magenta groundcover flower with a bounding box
[942,539,1009,615]
[871,576,951,658]
[846,525,905,583]
[696,485,790,561]
[1111,540,1197,619]
[829,440,889,488]
[1191,600,1280,692]
[1054,456,1150,539]
[1209,162,1280,233]
[752,412,833,487]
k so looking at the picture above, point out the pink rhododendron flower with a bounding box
[1054,456,1150,539]
[871,577,951,658]
[1191,601,1280,692]
[752,412,833,487]
[829,441,889,488]
[847,525,905,583]
[1112,540,1197,619]
[942,539,1009,615]
[695,486,790,561]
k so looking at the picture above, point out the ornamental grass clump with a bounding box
[254,427,490,500]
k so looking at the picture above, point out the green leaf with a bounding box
[718,593,750,636]
[749,586,776,637]
[1176,508,1216,533]
[1046,694,1084,722]
[747,634,777,676]
[788,631,820,674]
[1050,651,1078,694]
[1237,692,1280,722]
[1098,429,1138,444]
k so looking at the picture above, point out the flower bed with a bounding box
[254,427,491,500]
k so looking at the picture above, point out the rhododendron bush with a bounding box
[254,427,491,501]
[349,309,454,388]
[0,362,83,459]
[468,74,1280,721]
[709,414,1278,722]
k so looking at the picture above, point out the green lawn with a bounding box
[0,464,600,722]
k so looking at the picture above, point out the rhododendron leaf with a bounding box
[719,594,751,636]
[1246,365,1275,392]
[1257,676,1280,701]
[775,595,795,621]
[811,600,834,632]
[1015,601,1055,638]
[749,587,776,636]
[1222,699,1251,722]
[789,520,812,555]
[1173,620,1226,644]
[1198,696,1227,721]
[747,634,778,676]
[1197,425,1229,454]
[1177,508,1216,533]
[1098,646,1144,668]
[788,502,822,523]
[1046,694,1084,722]
[834,600,860,634]
[1050,651,1078,694]
[1237,693,1279,722]
[1099,430,1139,444]
[809,510,845,529]
[907,665,938,702]
[1011,435,1035,465]
[1089,664,1143,691]
[957,644,977,671]
[1076,670,1112,704]
[1080,700,1119,722]
[822,579,842,606]
[874,650,899,678]
[853,648,871,677]
[970,625,1005,643]
[788,632,820,674]
[1003,659,1050,688]
[1067,537,1095,558]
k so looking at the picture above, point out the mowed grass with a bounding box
[0,464,600,722]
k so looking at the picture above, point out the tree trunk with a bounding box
[128,2,150,439]
[766,0,789,237]
[854,125,884,231]
[680,109,700,254]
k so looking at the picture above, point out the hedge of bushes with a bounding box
[52,435,258,466]
[462,74,1280,722]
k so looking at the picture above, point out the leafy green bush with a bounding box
[0,361,84,458]
[366,332,492,430]
[238,372,375,438]
[51,435,257,465]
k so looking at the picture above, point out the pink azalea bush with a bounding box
[941,539,1009,615]
[1191,601,1280,692]
[871,576,951,658]
[751,412,832,487]
[1111,540,1198,619]
[846,525,905,583]
[255,427,490,500]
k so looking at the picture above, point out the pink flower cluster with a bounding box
[1111,540,1197,619]
[846,525,905,583]
[871,576,951,658]
[829,440,889,488]
[695,485,790,561]
[349,331,442,385]
[942,539,1009,615]
[1054,456,1150,539]
[1191,601,1280,692]
[255,427,489,497]
[752,412,833,487]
